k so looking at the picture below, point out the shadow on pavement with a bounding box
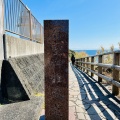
[71,64,120,120]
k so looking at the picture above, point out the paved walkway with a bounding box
[40,64,120,120]
[69,64,120,120]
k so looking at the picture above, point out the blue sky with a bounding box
[22,0,120,50]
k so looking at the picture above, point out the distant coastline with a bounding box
[74,50,97,56]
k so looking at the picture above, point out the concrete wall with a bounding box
[1,53,44,102]
[5,35,44,59]
[0,0,44,105]
[0,31,4,60]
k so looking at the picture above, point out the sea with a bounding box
[74,50,97,56]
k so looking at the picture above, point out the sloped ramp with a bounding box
[0,54,44,120]
[1,60,29,102]
[1,53,44,102]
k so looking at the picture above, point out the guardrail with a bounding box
[3,0,43,43]
[75,50,120,96]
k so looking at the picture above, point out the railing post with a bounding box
[86,57,89,74]
[77,59,78,67]
[85,58,86,72]
[78,59,79,67]
[80,58,82,70]
[75,59,78,67]
[81,58,83,71]
[79,58,81,70]
[77,59,79,67]
[83,58,85,72]
[91,57,94,77]
[78,59,80,68]
[82,58,84,71]
[98,55,102,82]
[112,53,120,95]
[29,11,32,41]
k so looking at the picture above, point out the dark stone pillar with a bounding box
[44,20,68,120]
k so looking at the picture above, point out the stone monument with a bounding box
[44,20,68,120]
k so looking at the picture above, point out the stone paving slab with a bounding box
[69,63,120,120]
[40,63,120,120]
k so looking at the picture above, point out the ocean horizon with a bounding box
[74,50,97,56]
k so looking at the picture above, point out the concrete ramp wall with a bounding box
[1,53,44,102]
[0,61,2,85]
[0,60,3,103]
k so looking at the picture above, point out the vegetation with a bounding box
[69,50,88,59]
[100,46,105,53]
[96,46,114,64]
[96,46,105,55]
[74,51,88,59]
[110,45,114,52]
[104,54,113,64]
[96,50,101,55]
[69,49,75,57]
[70,42,119,63]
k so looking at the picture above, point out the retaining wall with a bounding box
[5,35,44,59]
[0,36,4,60]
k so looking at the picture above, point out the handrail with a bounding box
[75,51,120,96]
[79,62,120,70]
[78,65,120,88]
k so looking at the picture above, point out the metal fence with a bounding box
[3,0,43,43]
